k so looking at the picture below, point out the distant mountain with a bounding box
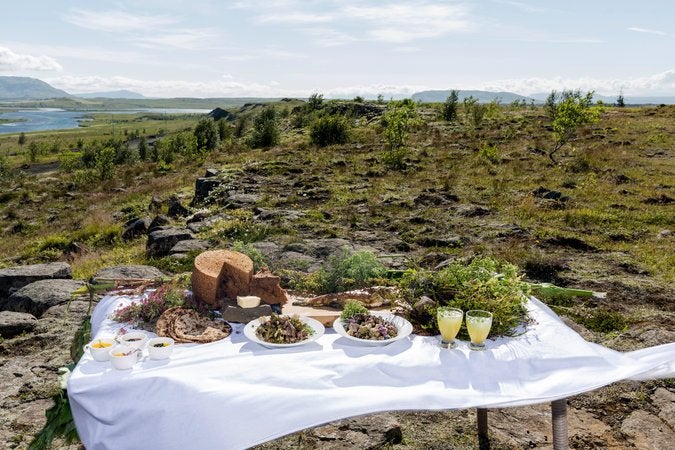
[530,92,675,105]
[75,90,146,99]
[0,76,71,100]
[412,90,534,104]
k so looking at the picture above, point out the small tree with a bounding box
[217,119,231,141]
[193,117,219,152]
[28,142,40,163]
[547,90,600,164]
[94,146,115,180]
[441,90,459,121]
[307,93,324,111]
[616,92,625,107]
[381,101,419,151]
[18,132,26,149]
[249,106,280,148]
[138,136,148,160]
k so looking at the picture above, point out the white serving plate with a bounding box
[244,315,325,349]
[333,312,413,346]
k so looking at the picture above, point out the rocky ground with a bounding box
[0,103,673,448]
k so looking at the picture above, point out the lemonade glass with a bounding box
[437,307,463,349]
[466,310,493,351]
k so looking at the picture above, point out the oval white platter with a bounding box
[333,312,413,346]
[244,315,325,349]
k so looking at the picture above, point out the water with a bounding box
[0,108,211,135]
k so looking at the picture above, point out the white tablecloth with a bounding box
[68,294,675,450]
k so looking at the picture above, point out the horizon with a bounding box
[1,1,674,98]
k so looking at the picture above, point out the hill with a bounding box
[530,92,675,105]
[412,89,533,103]
[74,89,146,99]
[0,76,71,100]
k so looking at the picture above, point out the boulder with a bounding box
[0,262,72,299]
[249,268,288,305]
[204,168,220,177]
[148,195,164,213]
[621,410,675,450]
[167,196,189,218]
[224,193,261,209]
[305,413,402,448]
[148,214,171,232]
[2,279,86,318]
[192,250,253,307]
[0,311,38,338]
[42,300,91,318]
[92,265,164,282]
[169,239,211,254]
[146,228,195,257]
[194,177,224,204]
[122,217,151,240]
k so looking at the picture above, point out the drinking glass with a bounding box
[437,307,463,349]
[466,310,493,351]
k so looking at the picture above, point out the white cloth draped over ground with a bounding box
[68,294,675,450]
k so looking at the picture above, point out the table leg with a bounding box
[477,408,490,450]
[551,398,568,450]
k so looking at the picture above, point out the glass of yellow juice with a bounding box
[466,310,493,351]
[437,307,463,349]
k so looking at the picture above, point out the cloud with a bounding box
[63,8,221,50]
[627,27,669,37]
[0,46,62,72]
[133,29,221,50]
[240,1,473,46]
[255,12,334,24]
[478,69,675,96]
[64,9,178,33]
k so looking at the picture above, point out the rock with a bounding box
[224,193,261,208]
[220,304,274,323]
[204,168,220,177]
[2,279,86,318]
[456,204,491,217]
[148,195,164,213]
[0,311,37,338]
[0,262,72,299]
[194,177,224,204]
[169,239,211,254]
[652,387,675,425]
[657,229,672,239]
[192,250,254,307]
[92,265,164,282]
[167,196,190,218]
[186,209,211,224]
[253,207,304,221]
[413,296,437,317]
[122,217,151,240]
[146,228,195,257]
[42,300,91,318]
[149,214,171,231]
[415,235,466,248]
[621,409,675,450]
[250,268,288,305]
[307,413,402,449]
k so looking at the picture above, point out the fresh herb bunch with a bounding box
[340,300,369,320]
[112,280,212,325]
[400,257,530,338]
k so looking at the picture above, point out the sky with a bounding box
[1,0,674,98]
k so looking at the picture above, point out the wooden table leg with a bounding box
[551,398,568,450]
[477,408,490,450]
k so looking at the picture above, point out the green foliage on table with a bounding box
[400,257,530,338]
[340,300,369,320]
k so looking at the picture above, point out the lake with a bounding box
[0,108,211,135]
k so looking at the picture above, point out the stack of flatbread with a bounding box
[156,307,232,344]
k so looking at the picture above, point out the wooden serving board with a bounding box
[281,302,341,328]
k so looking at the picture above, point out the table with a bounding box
[68,294,675,450]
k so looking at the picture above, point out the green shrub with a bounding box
[315,248,387,294]
[249,106,280,148]
[399,257,529,337]
[194,117,220,151]
[231,241,268,271]
[479,143,500,163]
[577,308,628,333]
[310,115,350,147]
[94,146,116,180]
[441,90,459,121]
